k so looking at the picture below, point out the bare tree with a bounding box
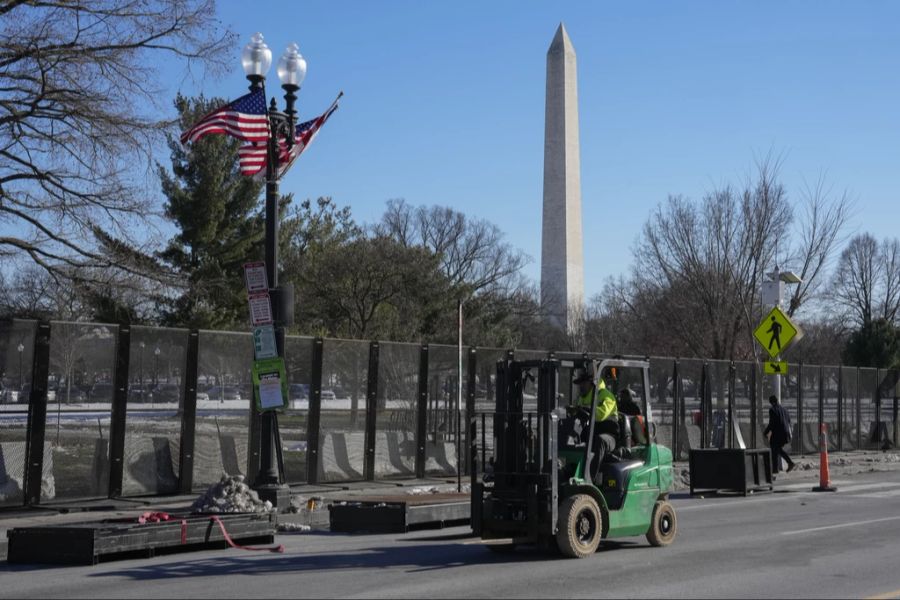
[375,199,530,295]
[831,233,900,328]
[784,175,855,316]
[0,1,234,284]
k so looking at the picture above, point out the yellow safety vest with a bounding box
[578,380,618,423]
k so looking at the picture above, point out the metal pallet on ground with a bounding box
[328,492,470,533]
[6,512,276,565]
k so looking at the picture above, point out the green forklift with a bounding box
[470,357,677,558]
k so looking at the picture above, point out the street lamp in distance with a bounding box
[139,341,146,402]
[154,346,161,388]
[17,342,24,391]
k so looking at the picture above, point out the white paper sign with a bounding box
[243,261,269,294]
[258,372,284,410]
[248,292,273,325]
[252,325,278,359]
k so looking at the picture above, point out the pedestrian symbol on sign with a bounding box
[766,316,783,352]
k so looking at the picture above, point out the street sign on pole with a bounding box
[764,361,788,375]
[252,356,288,411]
[252,325,278,360]
[754,306,801,359]
[243,261,269,294]
[248,292,274,326]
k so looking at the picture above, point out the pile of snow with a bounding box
[190,475,274,513]
[277,522,311,533]
[280,495,325,514]
[405,483,470,495]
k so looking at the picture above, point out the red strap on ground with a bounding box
[138,512,173,524]
[210,516,284,553]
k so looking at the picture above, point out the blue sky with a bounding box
[165,1,900,300]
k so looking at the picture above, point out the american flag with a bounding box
[180,89,269,146]
[237,140,268,176]
[253,92,342,180]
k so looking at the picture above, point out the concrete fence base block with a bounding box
[0,442,55,503]
[318,432,364,482]
[315,431,460,482]
[121,435,178,496]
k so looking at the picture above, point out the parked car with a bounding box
[57,386,87,403]
[205,385,241,402]
[289,384,309,401]
[127,384,154,403]
[153,383,181,404]
[89,382,114,402]
[321,388,337,401]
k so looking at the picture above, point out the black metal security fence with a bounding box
[0,318,897,508]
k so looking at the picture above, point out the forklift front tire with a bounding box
[646,500,677,547]
[556,494,603,558]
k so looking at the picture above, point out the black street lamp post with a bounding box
[154,346,160,388]
[242,33,305,503]
[139,341,145,402]
[17,342,24,391]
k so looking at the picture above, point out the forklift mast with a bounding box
[492,359,560,489]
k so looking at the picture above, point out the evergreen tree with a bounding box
[158,94,278,329]
[842,318,900,368]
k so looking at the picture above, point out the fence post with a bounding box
[856,366,862,451]
[818,365,825,447]
[892,389,900,448]
[699,362,708,449]
[23,321,51,506]
[306,337,324,484]
[465,347,477,476]
[749,362,757,449]
[415,344,429,479]
[364,341,379,481]
[875,368,882,448]
[837,367,844,452]
[727,361,736,449]
[247,372,261,483]
[671,360,680,459]
[178,329,200,494]
[107,324,131,498]
[796,362,804,456]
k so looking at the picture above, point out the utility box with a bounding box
[761,280,783,307]
[689,448,773,496]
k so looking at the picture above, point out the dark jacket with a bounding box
[764,403,792,446]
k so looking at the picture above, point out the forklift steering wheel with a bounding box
[573,406,591,423]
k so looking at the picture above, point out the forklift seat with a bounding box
[598,460,644,510]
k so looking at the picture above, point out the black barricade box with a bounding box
[689,448,773,496]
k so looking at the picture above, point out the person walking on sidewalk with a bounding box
[764,394,796,475]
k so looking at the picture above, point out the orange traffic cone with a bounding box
[812,422,837,492]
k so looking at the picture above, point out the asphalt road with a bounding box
[3,470,900,599]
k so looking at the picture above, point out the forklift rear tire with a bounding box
[646,500,677,547]
[556,494,602,558]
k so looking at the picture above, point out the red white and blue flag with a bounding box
[256,92,342,180]
[179,89,269,146]
[180,88,340,179]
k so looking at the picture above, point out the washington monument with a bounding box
[541,23,584,332]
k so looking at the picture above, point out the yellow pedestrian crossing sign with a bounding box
[754,306,801,358]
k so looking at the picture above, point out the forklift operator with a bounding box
[572,369,619,466]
